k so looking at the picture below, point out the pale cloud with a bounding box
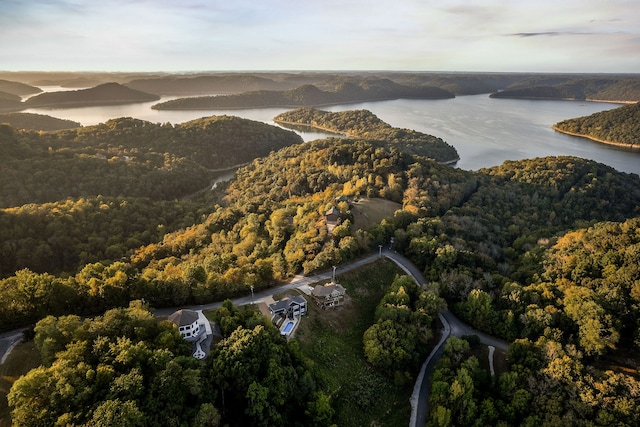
[0,0,638,72]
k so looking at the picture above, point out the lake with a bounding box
[23,94,638,175]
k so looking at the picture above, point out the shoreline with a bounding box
[275,119,461,165]
[551,125,639,150]
[151,95,453,111]
[491,95,636,105]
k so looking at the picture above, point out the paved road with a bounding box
[379,249,509,427]
[0,249,509,427]
[0,329,26,364]
[154,251,383,317]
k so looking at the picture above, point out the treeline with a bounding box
[9,300,332,427]
[125,74,297,95]
[0,112,81,131]
[151,79,454,110]
[490,76,640,102]
[553,102,640,147]
[274,107,460,163]
[0,115,302,207]
[128,72,523,97]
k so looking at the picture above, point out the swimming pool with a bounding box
[281,321,294,335]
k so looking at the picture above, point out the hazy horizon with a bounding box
[1,0,639,74]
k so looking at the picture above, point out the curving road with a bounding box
[0,248,509,427]
[0,329,25,364]
[380,249,509,427]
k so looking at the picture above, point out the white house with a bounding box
[168,309,205,342]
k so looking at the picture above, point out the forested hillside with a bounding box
[490,76,640,102]
[8,301,332,427]
[0,115,302,207]
[553,102,640,148]
[274,107,460,163]
[0,80,41,97]
[426,216,640,426]
[0,196,208,276]
[125,73,294,95]
[3,106,640,426]
[152,79,453,110]
[0,112,81,131]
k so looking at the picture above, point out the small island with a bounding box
[553,102,640,149]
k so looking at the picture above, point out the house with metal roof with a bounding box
[311,282,346,309]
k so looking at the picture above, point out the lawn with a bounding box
[294,259,414,426]
[0,340,42,427]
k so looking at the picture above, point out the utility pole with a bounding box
[250,285,254,305]
[332,265,337,283]
[379,244,382,258]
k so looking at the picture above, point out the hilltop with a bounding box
[24,82,160,108]
[0,79,41,97]
[0,113,81,131]
[0,115,302,208]
[0,92,23,113]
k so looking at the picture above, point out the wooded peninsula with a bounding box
[553,102,640,149]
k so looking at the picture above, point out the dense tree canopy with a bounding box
[8,300,330,427]
[363,275,444,383]
[3,102,640,425]
[0,115,302,207]
[554,102,640,147]
[274,107,460,162]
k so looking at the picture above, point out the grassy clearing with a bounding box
[294,259,413,426]
[351,198,401,231]
[0,340,42,427]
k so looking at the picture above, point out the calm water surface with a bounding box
[24,94,638,174]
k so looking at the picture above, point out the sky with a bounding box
[1,0,639,73]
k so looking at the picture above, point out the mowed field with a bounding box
[351,198,401,231]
